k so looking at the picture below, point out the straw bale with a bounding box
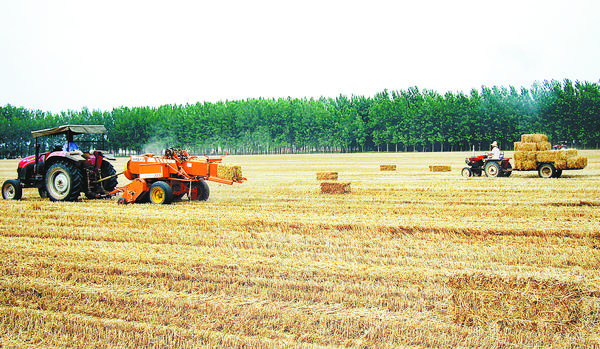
[514,142,537,151]
[320,182,351,194]
[513,151,538,161]
[217,164,244,181]
[380,165,396,171]
[537,141,552,151]
[537,151,560,162]
[521,133,548,143]
[429,165,451,172]
[449,273,583,331]
[558,149,578,159]
[316,172,338,180]
[514,160,537,171]
[554,160,567,170]
[566,156,588,169]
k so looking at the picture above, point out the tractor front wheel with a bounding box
[461,167,472,177]
[2,180,22,200]
[149,181,173,205]
[45,161,83,202]
[484,161,501,177]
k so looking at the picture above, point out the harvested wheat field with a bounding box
[1,151,599,348]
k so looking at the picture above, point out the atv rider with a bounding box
[489,141,501,159]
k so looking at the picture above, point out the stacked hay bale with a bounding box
[316,171,350,194]
[429,165,451,172]
[514,134,587,170]
[449,273,584,331]
[217,164,244,181]
[380,165,396,171]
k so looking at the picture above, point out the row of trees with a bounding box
[1,79,599,157]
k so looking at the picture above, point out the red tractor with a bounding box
[462,154,512,177]
[2,125,118,201]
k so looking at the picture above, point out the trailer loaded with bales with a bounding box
[462,134,587,178]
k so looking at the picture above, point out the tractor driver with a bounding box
[489,141,501,159]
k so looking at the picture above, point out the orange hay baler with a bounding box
[111,149,245,204]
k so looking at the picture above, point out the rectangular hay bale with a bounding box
[567,156,587,169]
[558,149,578,159]
[217,164,244,181]
[536,150,560,162]
[514,159,537,170]
[380,165,396,171]
[521,133,548,143]
[514,142,538,151]
[513,151,538,161]
[320,182,351,194]
[537,141,552,151]
[449,273,583,331]
[316,172,338,180]
[429,165,451,172]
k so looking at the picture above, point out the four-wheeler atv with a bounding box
[462,154,512,178]
[2,125,118,202]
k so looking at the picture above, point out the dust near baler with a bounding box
[111,148,245,204]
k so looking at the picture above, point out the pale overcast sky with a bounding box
[1,0,599,113]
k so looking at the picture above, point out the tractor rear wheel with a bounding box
[100,160,118,192]
[538,163,556,178]
[484,161,501,177]
[45,161,83,202]
[149,181,173,205]
[461,167,472,177]
[2,180,22,200]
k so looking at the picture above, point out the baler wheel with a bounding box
[2,180,22,200]
[149,181,173,205]
[196,180,210,201]
[117,197,127,205]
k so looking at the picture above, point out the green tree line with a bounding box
[1,79,599,157]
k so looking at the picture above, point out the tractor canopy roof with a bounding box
[31,125,107,138]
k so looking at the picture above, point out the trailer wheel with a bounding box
[484,161,501,177]
[538,163,556,178]
[553,169,563,178]
[45,161,83,202]
[2,180,22,200]
[461,167,472,177]
[149,181,173,205]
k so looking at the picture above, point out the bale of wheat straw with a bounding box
[320,182,351,194]
[567,156,587,169]
[429,165,451,172]
[558,149,578,159]
[537,141,552,151]
[514,142,538,151]
[380,165,396,171]
[449,273,583,331]
[217,164,243,181]
[513,151,538,161]
[536,151,560,162]
[514,159,537,170]
[316,172,338,180]
[521,133,548,143]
